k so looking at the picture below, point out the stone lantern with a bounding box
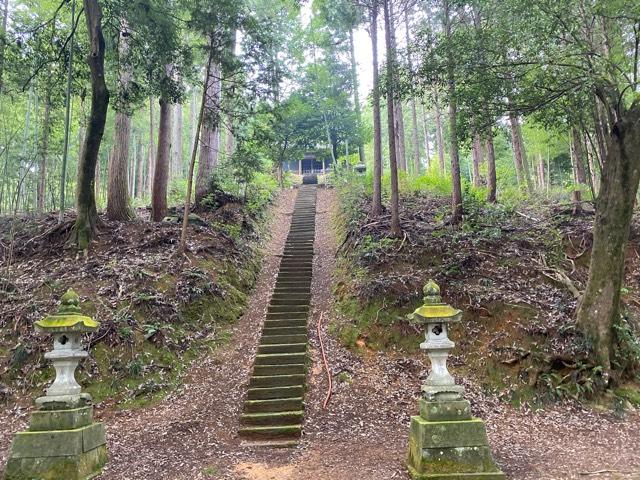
[406,281,504,480]
[3,289,108,480]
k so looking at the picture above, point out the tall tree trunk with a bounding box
[195,58,222,205]
[420,101,431,168]
[405,14,421,174]
[443,1,462,223]
[190,89,197,157]
[577,103,640,378]
[348,28,365,165]
[59,0,76,222]
[383,0,401,237]
[370,0,383,216]
[0,0,8,94]
[224,31,237,162]
[107,22,133,221]
[570,127,587,214]
[471,131,482,188]
[389,0,406,172]
[485,131,497,203]
[37,95,52,214]
[71,0,109,250]
[135,135,144,198]
[434,90,446,174]
[147,96,156,196]
[179,51,212,254]
[172,102,183,179]
[509,113,533,194]
[151,96,172,221]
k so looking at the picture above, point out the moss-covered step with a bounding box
[264,314,308,323]
[255,352,307,365]
[260,334,307,345]
[243,397,304,413]
[249,374,306,388]
[258,343,307,354]
[247,385,304,400]
[238,425,302,440]
[252,364,306,376]
[262,326,308,337]
[241,411,304,426]
[267,305,310,314]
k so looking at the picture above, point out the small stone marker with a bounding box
[406,281,504,480]
[3,289,108,480]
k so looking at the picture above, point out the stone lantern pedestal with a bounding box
[3,290,107,480]
[406,281,504,480]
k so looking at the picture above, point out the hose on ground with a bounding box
[317,311,332,409]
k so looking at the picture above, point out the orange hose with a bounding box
[317,311,332,409]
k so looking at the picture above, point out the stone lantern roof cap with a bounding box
[411,280,462,323]
[35,289,99,333]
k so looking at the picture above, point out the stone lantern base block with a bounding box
[2,408,107,480]
[407,415,504,480]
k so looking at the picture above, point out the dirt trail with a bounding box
[2,187,639,479]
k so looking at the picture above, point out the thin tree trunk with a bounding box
[434,90,446,174]
[135,135,144,197]
[190,89,197,157]
[151,96,172,221]
[420,101,431,169]
[370,0,383,216]
[179,50,213,254]
[147,96,156,196]
[172,102,183,179]
[570,127,587,214]
[389,0,406,173]
[195,58,222,205]
[577,103,640,378]
[71,0,109,250]
[37,95,52,213]
[405,14,420,174]
[0,0,8,94]
[349,28,365,165]
[509,112,533,194]
[383,0,401,237]
[485,131,497,203]
[471,130,482,188]
[59,0,76,223]
[443,1,462,223]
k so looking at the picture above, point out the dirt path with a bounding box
[2,187,639,479]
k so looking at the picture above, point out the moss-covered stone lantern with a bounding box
[406,281,504,480]
[2,289,108,480]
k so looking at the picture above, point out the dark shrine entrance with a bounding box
[282,152,332,174]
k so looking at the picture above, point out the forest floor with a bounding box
[1,187,639,479]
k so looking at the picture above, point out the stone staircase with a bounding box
[238,185,317,446]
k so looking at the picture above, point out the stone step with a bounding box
[273,287,310,294]
[249,374,306,388]
[240,411,304,426]
[243,397,304,413]
[270,298,310,306]
[267,305,309,313]
[275,275,312,282]
[264,312,308,321]
[255,352,307,365]
[247,385,304,400]
[260,334,307,344]
[263,322,307,332]
[258,343,307,354]
[253,364,306,376]
[238,424,302,440]
[262,326,307,337]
